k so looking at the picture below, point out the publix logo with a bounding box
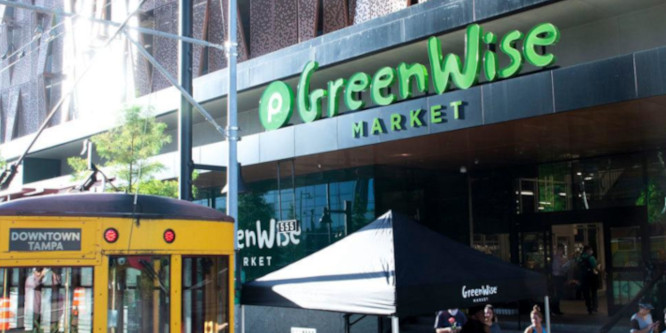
[259,22,560,131]
[259,81,294,130]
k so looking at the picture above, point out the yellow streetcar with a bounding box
[0,193,235,333]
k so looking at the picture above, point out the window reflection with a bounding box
[107,256,169,333]
[0,267,93,332]
[182,257,229,333]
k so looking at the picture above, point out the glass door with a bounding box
[520,231,548,273]
[550,223,606,315]
[605,226,645,315]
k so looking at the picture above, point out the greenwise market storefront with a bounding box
[185,0,666,331]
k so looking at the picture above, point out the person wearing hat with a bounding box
[630,301,660,333]
[461,306,490,333]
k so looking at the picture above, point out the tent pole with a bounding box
[544,296,551,333]
[391,316,399,333]
[344,314,350,333]
[241,305,245,333]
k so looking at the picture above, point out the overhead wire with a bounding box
[0,0,118,75]
[0,0,149,189]
[0,0,231,191]
[0,23,65,75]
[0,0,225,50]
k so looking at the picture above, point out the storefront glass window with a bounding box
[612,271,644,306]
[610,227,641,268]
[571,155,644,211]
[108,256,170,333]
[0,267,93,332]
[643,151,666,225]
[204,167,375,281]
[520,232,546,272]
[536,162,572,212]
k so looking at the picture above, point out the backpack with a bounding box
[579,257,591,272]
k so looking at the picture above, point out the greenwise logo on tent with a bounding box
[258,22,560,132]
[259,81,294,130]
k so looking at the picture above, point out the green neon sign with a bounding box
[258,22,560,131]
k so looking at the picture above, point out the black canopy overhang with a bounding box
[242,210,546,317]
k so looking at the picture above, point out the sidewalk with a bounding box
[402,309,632,333]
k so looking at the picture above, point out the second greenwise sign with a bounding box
[258,22,560,134]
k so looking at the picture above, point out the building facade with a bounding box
[2,0,666,332]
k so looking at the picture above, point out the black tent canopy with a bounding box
[242,211,547,317]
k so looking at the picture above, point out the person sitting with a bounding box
[484,304,502,333]
[630,301,659,333]
[435,308,467,333]
[461,306,489,333]
[524,305,547,333]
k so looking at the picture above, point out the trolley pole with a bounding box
[224,0,241,332]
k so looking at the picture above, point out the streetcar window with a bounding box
[108,256,170,333]
[0,267,94,332]
[182,257,229,333]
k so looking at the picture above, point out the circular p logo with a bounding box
[259,81,294,131]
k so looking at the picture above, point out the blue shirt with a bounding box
[631,313,654,333]
[489,322,502,333]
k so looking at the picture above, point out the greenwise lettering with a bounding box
[258,22,560,132]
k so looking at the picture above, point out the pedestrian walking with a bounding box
[523,305,547,333]
[630,300,659,333]
[578,245,599,314]
[484,304,502,333]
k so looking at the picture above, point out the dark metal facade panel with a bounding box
[18,81,40,138]
[11,23,31,86]
[553,55,636,112]
[248,46,666,164]
[192,1,208,76]
[427,86,483,133]
[294,117,339,156]
[247,47,312,88]
[482,71,554,124]
[337,108,381,149]
[221,0,250,62]
[275,0,299,50]
[317,20,403,66]
[207,0,226,72]
[351,0,408,25]
[250,0,275,57]
[298,0,318,42]
[403,0,473,42]
[635,46,666,98]
[375,98,429,142]
[259,126,296,162]
[4,88,19,142]
[349,0,357,25]
[323,0,349,34]
[151,2,179,92]
[134,32,154,96]
[473,0,556,21]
